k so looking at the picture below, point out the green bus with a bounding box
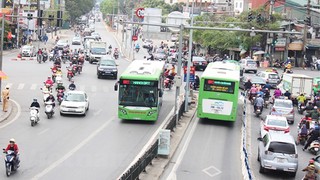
[115,60,165,121]
[197,61,240,121]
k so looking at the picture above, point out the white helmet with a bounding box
[9,138,15,143]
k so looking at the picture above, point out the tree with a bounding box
[100,0,118,16]
[65,0,95,22]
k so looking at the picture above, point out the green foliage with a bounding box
[141,0,184,15]
[65,0,95,21]
[192,8,283,51]
[100,0,118,16]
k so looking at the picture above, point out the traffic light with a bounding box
[247,12,253,22]
[256,14,263,23]
[305,16,311,26]
[37,10,43,26]
[27,14,33,20]
[56,11,63,27]
[48,15,54,21]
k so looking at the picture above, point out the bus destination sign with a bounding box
[121,80,155,86]
[204,79,235,94]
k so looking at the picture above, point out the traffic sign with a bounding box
[135,8,145,19]
[132,35,138,41]
[184,74,195,82]
[183,66,195,74]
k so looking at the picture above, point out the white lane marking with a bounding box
[30,84,37,90]
[166,115,199,180]
[202,166,222,177]
[93,109,102,116]
[31,116,115,180]
[118,107,175,179]
[17,83,25,90]
[102,86,109,93]
[0,99,21,129]
[91,86,97,92]
[38,128,49,135]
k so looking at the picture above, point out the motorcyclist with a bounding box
[45,93,56,108]
[297,93,307,107]
[283,90,292,99]
[254,94,264,113]
[305,102,315,113]
[30,99,40,117]
[69,81,76,90]
[249,84,257,101]
[244,79,252,91]
[303,125,320,151]
[273,87,282,98]
[56,83,66,92]
[37,48,43,61]
[193,75,200,90]
[284,62,292,72]
[302,160,316,180]
[309,106,320,120]
[263,81,272,90]
[4,139,20,166]
[45,76,54,87]
[147,53,154,60]
[135,43,140,51]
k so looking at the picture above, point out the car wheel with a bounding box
[253,70,257,74]
[290,120,294,125]
[97,75,101,79]
[60,112,64,116]
[259,163,265,173]
[257,153,260,161]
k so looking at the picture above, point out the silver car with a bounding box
[270,99,295,124]
[258,132,298,177]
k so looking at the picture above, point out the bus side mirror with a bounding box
[114,83,118,91]
[159,90,163,97]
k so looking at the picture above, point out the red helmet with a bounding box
[310,159,315,164]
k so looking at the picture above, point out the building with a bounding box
[233,0,249,14]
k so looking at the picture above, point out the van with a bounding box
[239,58,257,73]
[256,71,280,88]
[257,132,298,177]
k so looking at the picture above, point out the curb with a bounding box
[0,99,14,123]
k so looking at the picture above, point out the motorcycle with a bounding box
[2,150,19,177]
[285,68,293,74]
[37,54,42,64]
[77,63,83,74]
[41,86,51,103]
[42,52,48,62]
[67,69,74,81]
[114,52,119,59]
[164,78,173,90]
[62,53,68,64]
[255,106,262,117]
[308,138,320,155]
[72,64,78,75]
[52,71,57,83]
[263,97,270,108]
[45,101,54,119]
[249,93,257,105]
[30,107,39,126]
[135,47,140,53]
[49,51,54,61]
[273,62,283,68]
[55,74,62,84]
[298,104,306,115]
[57,90,64,105]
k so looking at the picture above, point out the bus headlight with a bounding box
[147,111,156,116]
[120,109,127,115]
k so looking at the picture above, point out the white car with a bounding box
[72,36,81,45]
[56,39,69,50]
[239,58,257,73]
[260,115,289,138]
[171,34,178,42]
[60,91,89,116]
[20,45,36,57]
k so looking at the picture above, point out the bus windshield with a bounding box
[203,79,235,94]
[119,80,158,107]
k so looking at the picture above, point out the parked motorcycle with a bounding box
[30,107,39,126]
[2,150,19,177]
[45,101,54,119]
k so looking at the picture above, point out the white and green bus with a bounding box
[197,61,240,121]
[115,60,165,121]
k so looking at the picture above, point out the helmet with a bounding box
[33,99,37,102]
[308,117,312,120]
[265,88,269,90]
[257,94,261,97]
[49,93,53,95]
[48,76,51,78]
[309,159,315,164]
[315,106,318,109]
[5,85,9,89]
[9,138,15,143]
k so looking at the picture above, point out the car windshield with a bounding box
[156,49,165,54]
[193,57,205,62]
[274,101,293,108]
[267,119,287,127]
[58,40,67,44]
[73,37,80,41]
[100,60,115,66]
[269,74,279,79]
[251,77,264,84]
[92,48,106,54]
[247,61,256,64]
[22,46,32,50]
[268,142,295,154]
[65,93,85,102]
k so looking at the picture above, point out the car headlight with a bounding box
[79,106,85,109]
[112,69,117,72]
[98,67,104,71]
[120,109,127,115]
[147,111,156,116]
[61,105,66,108]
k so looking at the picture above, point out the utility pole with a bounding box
[37,0,41,50]
[0,17,5,94]
[303,0,311,67]
[185,0,195,112]
[268,0,275,64]
[16,0,21,48]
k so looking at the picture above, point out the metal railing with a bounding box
[119,100,186,180]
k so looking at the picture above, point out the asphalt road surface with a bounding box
[247,68,318,180]
[0,21,176,179]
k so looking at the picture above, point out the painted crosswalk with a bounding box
[5,83,114,93]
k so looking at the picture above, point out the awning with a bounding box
[0,71,8,79]
[240,49,247,55]
[253,50,266,55]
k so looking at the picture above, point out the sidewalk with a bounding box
[0,100,14,123]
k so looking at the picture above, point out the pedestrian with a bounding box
[2,85,10,112]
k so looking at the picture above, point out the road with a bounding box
[161,70,243,180]
[248,68,318,179]
[0,21,176,179]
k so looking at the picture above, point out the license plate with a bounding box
[277,158,285,163]
[68,109,76,112]
[199,62,202,65]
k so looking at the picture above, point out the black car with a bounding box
[192,56,208,71]
[239,76,266,90]
[97,57,118,79]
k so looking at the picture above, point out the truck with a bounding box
[279,73,313,101]
[88,41,107,64]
